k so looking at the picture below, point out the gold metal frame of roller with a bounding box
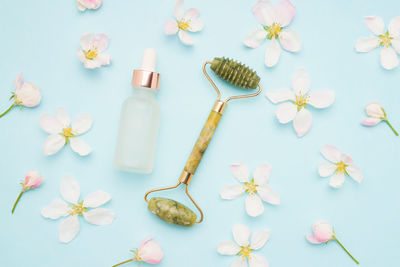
[144,61,263,224]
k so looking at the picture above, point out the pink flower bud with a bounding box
[306,220,334,244]
[365,102,385,119]
[14,73,41,107]
[23,170,44,189]
[138,236,164,264]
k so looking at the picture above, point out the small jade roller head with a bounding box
[210,57,260,89]
[148,197,197,227]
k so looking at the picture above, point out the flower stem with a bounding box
[333,236,359,264]
[0,103,16,118]
[112,258,136,267]
[11,190,24,214]
[385,120,399,136]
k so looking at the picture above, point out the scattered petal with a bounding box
[232,224,251,247]
[43,134,65,156]
[389,17,400,38]
[246,194,264,217]
[354,37,380,52]
[244,28,267,48]
[60,175,80,204]
[265,88,295,104]
[292,67,310,95]
[220,184,245,200]
[275,0,295,27]
[232,256,248,267]
[257,184,280,205]
[83,208,115,225]
[59,215,80,243]
[70,138,92,156]
[275,102,297,124]
[365,15,385,35]
[178,30,194,45]
[279,29,301,52]
[265,37,281,67]
[329,172,345,188]
[346,165,363,183]
[72,114,92,135]
[217,240,241,255]
[293,108,312,137]
[164,19,179,35]
[56,107,70,128]
[41,199,69,219]
[380,46,399,70]
[318,162,336,177]
[320,145,341,163]
[39,114,63,134]
[361,117,381,126]
[249,253,269,267]
[83,191,111,208]
[250,229,270,250]
[307,90,335,108]
[230,163,250,183]
[254,163,272,185]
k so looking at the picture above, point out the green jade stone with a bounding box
[148,197,197,227]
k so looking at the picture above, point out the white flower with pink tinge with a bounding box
[220,163,280,217]
[244,0,301,67]
[318,145,363,189]
[266,67,335,137]
[306,220,359,264]
[361,102,398,136]
[113,236,164,266]
[77,0,102,11]
[78,33,111,69]
[39,107,92,156]
[355,15,400,70]
[164,0,204,45]
[218,224,270,267]
[41,175,114,243]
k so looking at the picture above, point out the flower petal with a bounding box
[380,46,399,70]
[389,17,400,38]
[232,224,251,246]
[43,134,65,156]
[318,162,336,177]
[306,234,323,244]
[15,82,41,107]
[188,18,203,32]
[83,208,115,225]
[232,256,248,267]
[72,114,92,135]
[254,163,272,185]
[279,29,301,52]
[250,229,270,250]
[365,102,385,118]
[220,184,245,199]
[275,102,297,124]
[329,172,345,188]
[391,38,400,54]
[346,165,363,184]
[292,67,310,95]
[91,33,108,52]
[253,0,277,26]
[164,19,178,35]
[56,107,70,128]
[275,0,295,27]
[138,237,164,264]
[365,15,385,35]
[307,90,335,108]
[39,114,63,134]
[293,108,312,137]
[265,37,281,67]
[80,32,94,51]
[246,194,264,217]
[244,28,267,49]
[60,175,80,204]
[354,37,380,52]
[312,220,334,242]
[178,30,194,45]
[83,191,111,208]
[14,73,23,90]
[320,145,341,163]
[88,53,111,69]
[59,215,80,243]
[265,88,295,103]
[217,240,241,255]
[230,163,250,183]
[257,184,280,205]
[361,117,381,126]
[249,253,269,267]
[174,0,184,19]
[341,153,353,165]
[183,8,199,20]
[70,138,92,156]
[41,199,69,219]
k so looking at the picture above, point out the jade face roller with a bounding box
[144,57,262,227]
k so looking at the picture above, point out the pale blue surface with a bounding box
[1,0,400,266]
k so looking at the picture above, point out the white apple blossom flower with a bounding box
[41,175,114,243]
[318,145,363,189]
[77,0,102,11]
[266,67,335,137]
[39,107,92,156]
[220,163,280,217]
[244,0,301,67]
[218,224,270,267]
[361,102,398,136]
[355,15,400,70]
[164,0,204,45]
[1,73,41,118]
[78,33,111,69]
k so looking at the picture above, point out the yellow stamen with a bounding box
[238,245,252,260]
[177,19,191,31]
[379,31,393,48]
[335,161,347,174]
[264,23,282,39]
[84,47,98,60]
[244,179,258,195]
[69,201,87,216]
[294,94,308,111]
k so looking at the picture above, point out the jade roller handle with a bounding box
[179,100,226,184]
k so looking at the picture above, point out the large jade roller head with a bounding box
[144,57,262,227]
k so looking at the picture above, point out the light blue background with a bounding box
[1,0,399,266]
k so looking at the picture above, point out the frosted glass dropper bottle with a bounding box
[114,48,161,174]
